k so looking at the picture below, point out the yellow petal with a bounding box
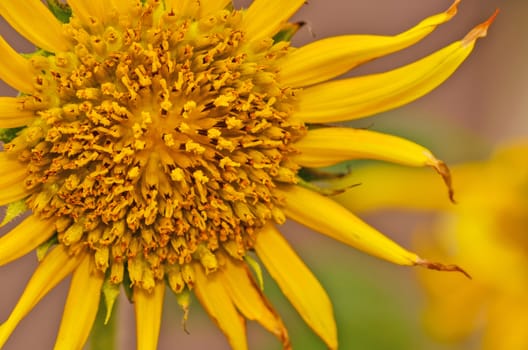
[254,224,337,350]
[280,185,420,265]
[0,181,30,206]
[294,12,497,123]
[164,0,199,17]
[294,127,446,168]
[241,0,305,43]
[0,246,84,348]
[332,162,482,213]
[68,0,108,26]
[200,0,231,16]
[0,0,69,53]
[0,35,34,93]
[0,215,56,266]
[0,161,26,190]
[0,97,35,128]
[221,256,290,348]
[194,264,248,350]
[109,0,138,17]
[54,255,105,350]
[134,282,165,350]
[279,0,460,87]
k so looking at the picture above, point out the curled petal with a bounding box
[294,12,497,123]
[279,0,461,87]
[194,264,248,350]
[295,127,445,168]
[221,256,290,348]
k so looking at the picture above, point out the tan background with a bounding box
[0,0,522,349]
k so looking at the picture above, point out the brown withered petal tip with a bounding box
[416,259,471,279]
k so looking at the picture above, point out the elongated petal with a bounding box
[241,0,305,42]
[295,127,444,168]
[194,264,248,350]
[134,282,165,350]
[332,162,482,213]
[0,246,84,348]
[68,0,108,26]
[0,181,31,206]
[109,0,137,16]
[0,97,35,128]
[221,256,290,348]
[294,13,497,123]
[165,0,200,17]
[0,0,69,53]
[201,0,232,16]
[280,0,460,87]
[280,185,419,265]
[0,162,26,190]
[0,215,56,266]
[254,224,337,350]
[0,36,34,93]
[54,255,105,350]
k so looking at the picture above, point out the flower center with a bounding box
[6,2,305,290]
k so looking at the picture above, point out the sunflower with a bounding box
[0,1,495,349]
[333,141,528,350]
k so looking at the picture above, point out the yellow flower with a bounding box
[0,1,494,349]
[333,142,528,350]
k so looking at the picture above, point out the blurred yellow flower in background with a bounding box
[0,0,495,349]
[334,141,528,350]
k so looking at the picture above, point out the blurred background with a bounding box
[0,0,523,349]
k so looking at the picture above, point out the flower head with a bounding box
[0,1,494,349]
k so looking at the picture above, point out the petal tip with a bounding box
[426,158,456,204]
[462,9,499,46]
[415,258,471,279]
[446,0,461,18]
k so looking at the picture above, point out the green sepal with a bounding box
[244,254,264,291]
[0,127,24,143]
[90,288,117,350]
[0,199,28,228]
[175,288,191,334]
[46,0,72,23]
[36,234,58,261]
[273,21,305,43]
[296,176,358,196]
[102,279,121,324]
